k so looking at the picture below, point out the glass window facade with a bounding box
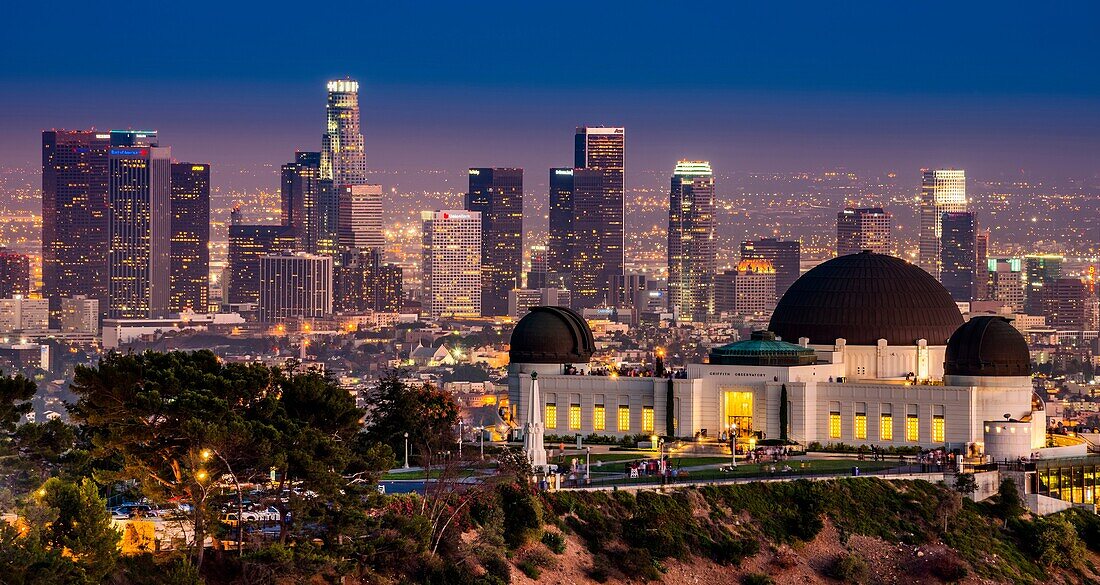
[1033,459,1098,505]
[881,415,893,441]
[545,404,557,429]
[569,404,581,430]
[618,405,630,432]
[593,405,605,431]
[906,415,919,442]
[642,407,654,433]
[932,416,945,443]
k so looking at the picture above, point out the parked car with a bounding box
[109,504,152,519]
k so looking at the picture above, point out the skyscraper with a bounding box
[466,167,523,316]
[714,260,777,316]
[548,168,578,278]
[987,258,1025,311]
[740,238,800,300]
[572,126,625,308]
[836,207,892,256]
[918,169,966,279]
[337,184,385,251]
[169,163,210,312]
[334,248,403,313]
[41,130,110,318]
[0,248,30,298]
[939,211,976,301]
[258,252,333,323]
[107,130,171,319]
[281,151,321,252]
[1024,254,1064,315]
[227,219,296,305]
[667,160,716,322]
[974,229,990,300]
[319,79,368,258]
[422,210,481,319]
[1041,278,1096,331]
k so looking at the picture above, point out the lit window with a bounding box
[593,405,606,431]
[932,416,945,443]
[569,404,581,430]
[545,404,557,429]
[855,414,867,440]
[906,415,919,442]
[881,415,893,441]
[618,406,630,432]
[829,411,841,439]
[642,407,654,433]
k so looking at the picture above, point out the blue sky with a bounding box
[3,1,1098,188]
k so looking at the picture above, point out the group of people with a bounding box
[561,364,689,378]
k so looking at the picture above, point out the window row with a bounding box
[828,403,946,443]
[545,403,654,433]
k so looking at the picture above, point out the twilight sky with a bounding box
[3,1,1099,192]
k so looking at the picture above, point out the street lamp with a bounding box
[403,432,410,469]
[585,447,591,484]
[479,426,485,461]
[730,423,738,468]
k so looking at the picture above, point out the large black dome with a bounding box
[944,316,1032,377]
[509,306,595,364]
[768,252,963,346]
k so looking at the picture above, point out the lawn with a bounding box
[592,458,900,486]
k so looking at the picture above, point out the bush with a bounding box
[617,548,661,581]
[479,552,511,584]
[706,533,759,566]
[517,560,541,580]
[829,552,868,583]
[927,553,968,582]
[742,574,775,585]
[1032,515,1085,567]
[499,482,543,548]
[541,530,567,554]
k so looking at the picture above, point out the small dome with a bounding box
[769,251,963,346]
[709,331,817,366]
[944,316,1032,377]
[509,306,595,364]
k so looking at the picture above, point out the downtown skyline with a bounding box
[2,2,1100,193]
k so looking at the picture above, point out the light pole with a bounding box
[403,432,410,469]
[479,426,485,461]
[201,447,244,556]
[585,447,591,484]
[457,421,463,459]
[730,423,738,468]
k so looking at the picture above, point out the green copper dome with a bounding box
[709,331,817,366]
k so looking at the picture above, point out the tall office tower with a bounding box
[319,79,368,258]
[836,207,892,256]
[713,259,777,315]
[41,130,110,318]
[334,248,403,313]
[572,126,625,308]
[740,238,800,300]
[974,229,990,300]
[258,252,333,323]
[527,245,548,289]
[337,184,385,251]
[107,130,171,319]
[0,248,30,298]
[987,258,1025,311]
[918,169,967,279]
[609,273,650,311]
[60,296,100,334]
[1041,278,1095,330]
[281,152,321,252]
[465,168,523,316]
[169,163,210,312]
[939,211,976,301]
[226,222,296,305]
[421,210,481,319]
[1024,254,1064,315]
[548,168,577,277]
[667,160,716,322]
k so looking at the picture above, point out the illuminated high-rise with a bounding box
[422,210,481,319]
[740,238,800,300]
[338,184,384,252]
[258,252,333,323]
[42,130,111,318]
[169,163,210,312]
[939,211,976,301]
[227,213,296,305]
[1024,254,1064,315]
[836,207,892,256]
[107,130,171,319]
[319,79,368,258]
[281,151,322,252]
[667,160,715,322]
[466,167,523,316]
[572,126,625,308]
[918,169,966,279]
[0,248,30,299]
